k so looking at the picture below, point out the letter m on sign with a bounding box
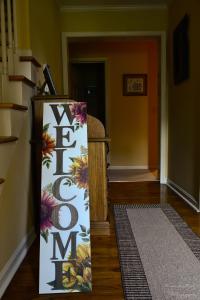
[39,102,92,294]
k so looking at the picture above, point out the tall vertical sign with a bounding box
[39,102,92,294]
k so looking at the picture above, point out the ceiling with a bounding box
[58,0,172,8]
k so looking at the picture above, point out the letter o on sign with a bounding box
[51,203,78,231]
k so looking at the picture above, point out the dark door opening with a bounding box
[70,62,106,128]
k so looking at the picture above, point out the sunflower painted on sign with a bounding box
[48,243,92,292]
[65,146,89,211]
[66,146,88,190]
[42,123,55,169]
[69,155,88,190]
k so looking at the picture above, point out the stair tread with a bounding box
[0,178,5,184]
[0,103,28,111]
[19,56,41,68]
[9,75,36,88]
[0,136,18,144]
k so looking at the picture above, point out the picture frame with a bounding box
[173,14,189,85]
[123,74,147,96]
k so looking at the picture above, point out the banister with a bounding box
[0,0,8,74]
[7,0,13,48]
[12,0,18,50]
[7,0,14,74]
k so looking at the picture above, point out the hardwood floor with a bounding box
[2,182,200,300]
[108,169,159,182]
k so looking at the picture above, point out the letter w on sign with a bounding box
[39,102,92,294]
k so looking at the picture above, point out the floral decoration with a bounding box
[48,243,92,292]
[42,123,55,169]
[40,190,57,243]
[79,225,90,242]
[66,146,88,190]
[69,156,88,189]
[69,102,87,130]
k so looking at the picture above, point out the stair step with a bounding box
[0,178,5,184]
[0,103,28,111]
[0,136,18,144]
[9,75,36,88]
[19,56,41,68]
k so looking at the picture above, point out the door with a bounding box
[70,62,106,128]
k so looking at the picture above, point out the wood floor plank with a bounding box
[2,182,200,299]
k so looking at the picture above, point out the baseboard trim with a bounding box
[0,227,36,298]
[167,179,199,212]
[108,165,148,170]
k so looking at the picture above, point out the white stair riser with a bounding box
[15,61,38,83]
[4,81,35,105]
[22,83,35,106]
[0,110,11,136]
[0,110,27,137]
[0,143,16,179]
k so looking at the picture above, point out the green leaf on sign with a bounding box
[43,123,50,132]
[80,146,88,156]
[84,202,89,211]
[79,233,87,237]
[82,238,90,242]
[80,224,86,233]
[44,183,53,194]
[41,229,49,243]
[84,189,89,200]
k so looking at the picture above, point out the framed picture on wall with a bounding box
[173,14,189,85]
[123,74,147,96]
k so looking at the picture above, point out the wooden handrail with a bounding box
[88,137,111,143]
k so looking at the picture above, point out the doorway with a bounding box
[62,32,167,184]
[69,62,106,128]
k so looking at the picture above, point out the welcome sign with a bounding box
[39,102,92,294]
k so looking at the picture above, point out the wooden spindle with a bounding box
[0,0,8,74]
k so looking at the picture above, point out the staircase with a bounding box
[0,0,41,188]
[0,0,41,297]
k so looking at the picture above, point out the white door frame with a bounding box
[62,31,168,184]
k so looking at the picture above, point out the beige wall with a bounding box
[0,112,34,271]
[29,0,62,93]
[69,39,159,167]
[15,0,31,49]
[15,0,62,93]
[61,9,168,32]
[168,0,200,203]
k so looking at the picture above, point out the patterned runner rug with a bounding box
[113,204,200,300]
